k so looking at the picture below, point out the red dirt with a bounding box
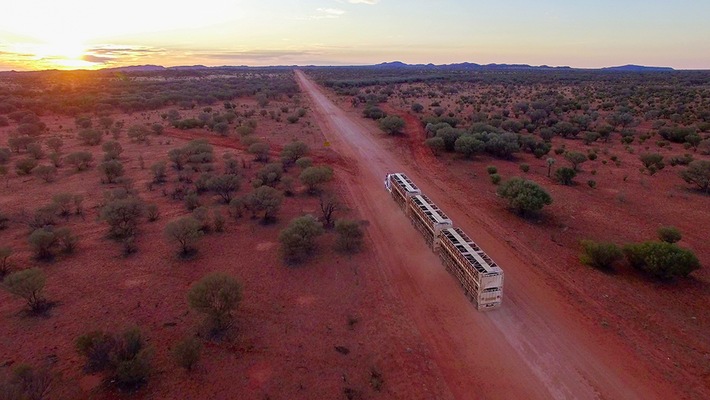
[296,70,691,399]
[0,92,452,399]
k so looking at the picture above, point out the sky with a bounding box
[1,0,709,71]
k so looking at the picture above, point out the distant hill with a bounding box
[601,64,674,72]
[95,62,676,74]
[102,64,166,73]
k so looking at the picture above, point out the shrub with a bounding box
[378,115,405,135]
[127,124,151,143]
[66,151,93,171]
[248,142,270,162]
[564,151,587,171]
[519,163,530,173]
[623,242,700,279]
[26,143,45,159]
[146,204,159,222]
[164,217,203,257]
[490,173,501,185]
[680,160,710,193]
[555,167,577,185]
[102,141,123,161]
[278,215,324,263]
[55,227,78,254]
[335,220,364,253]
[150,161,167,184]
[300,166,333,194]
[34,165,57,183]
[188,273,242,334]
[246,186,283,221]
[2,268,47,313]
[579,240,622,270]
[486,165,497,175]
[173,337,202,372]
[587,180,596,188]
[639,153,665,175]
[496,177,552,215]
[76,331,115,372]
[15,158,38,175]
[0,147,11,164]
[184,192,200,211]
[28,228,58,260]
[78,129,102,146]
[424,136,445,155]
[1,364,53,400]
[208,174,241,203]
[100,197,144,239]
[255,163,283,186]
[98,160,125,183]
[111,327,152,390]
[657,226,682,243]
[295,157,313,169]
[280,141,309,166]
[454,134,484,158]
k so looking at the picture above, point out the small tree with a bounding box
[546,157,556,177]
[680,160,710,194]
[66,151,93,171]
[2,268,47,313]
[28,228,58,260]
[15,158,38,175]
[623,241,700,279]
[280,141,309,166]
[278,215,324,263]
[246,186,283,222]
[164,217,203,257]
[98,160,125,184]
[639,153,665,175]
[378,115,405,135]
[319,193,340,228]
[208,174,241,203]
[657,226,681,243]
[76,331,115,372]
[496,177,552,216]
[425,136,445,155]
[555,167,577,185]
[150,161,167,184]
[111,327,152,390]
[102,141,123,161]
[335,220,364,253]
[172,337,202,372]
[300,166,333,194]
[248,142,270,162]
[34,165,57,183]
[579,240,622,270]
[564,151,587,171]
[78,129,102,146]
[454,134,484,159]
[188,273,242,334]
[99,198,144,239]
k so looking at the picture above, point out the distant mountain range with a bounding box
[100,62,676,73]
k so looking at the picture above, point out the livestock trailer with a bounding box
[408,194,453,250]
[438,227,504,310]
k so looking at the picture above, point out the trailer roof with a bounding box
[412,194,452,225]
[442,228,503,275]
[392,173,421,194]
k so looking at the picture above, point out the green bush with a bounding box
[579,240,622,270]
[15,158,38,175]
[278,215,324,263]
[164,217,203,257]
[300,166,333,194]
[623,241,700,279]
[2,268,47,313]
[490,173,501,185]
[680,160,710,194]
[555,167,577,185]
[76,331,115,372]
[657,226,681,243]
[334,220,364,253]
[486,165,497,175]
[519,163,530,173]
[111,327,152,390]
[496,177,552,216]
[173,337,202,372]
[188,273,242,334]
[378,115,405,135]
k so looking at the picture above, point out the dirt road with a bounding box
[295,70,677,400]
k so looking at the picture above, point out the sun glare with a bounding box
[25,41,98,70]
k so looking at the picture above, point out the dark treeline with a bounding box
[0,67,299,117]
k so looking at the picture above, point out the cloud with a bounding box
[347,0,380,4]
[317,8,346,16]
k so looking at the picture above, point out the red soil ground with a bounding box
[0,94,452,399]
[299,71,709,399]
